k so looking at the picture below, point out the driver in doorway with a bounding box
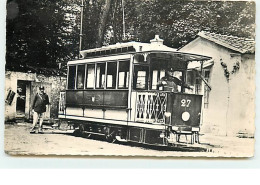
[157,68,193,92]
[30,86,50,134]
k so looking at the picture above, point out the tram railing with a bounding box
[135,91,167,124]
[58,91,66,115]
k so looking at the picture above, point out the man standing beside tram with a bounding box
[30,86,50,134]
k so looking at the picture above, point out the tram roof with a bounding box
[69,35,211,65]
[68,50,211,65]
[79,41,177,58]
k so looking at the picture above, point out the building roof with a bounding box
[198,31,255,54]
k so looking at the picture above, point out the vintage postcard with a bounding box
[4,0,255,157]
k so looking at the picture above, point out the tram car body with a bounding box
[58,35,211,146]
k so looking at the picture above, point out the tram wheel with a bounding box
[105,134,113,142]
[105,134,117,143]
[104,127,116,143]
[73,129,81,137]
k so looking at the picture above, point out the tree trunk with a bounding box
[111,0,119,43]
[96,0,112,47]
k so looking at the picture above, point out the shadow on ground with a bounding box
[48,129,213,153]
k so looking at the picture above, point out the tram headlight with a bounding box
[182,112,190,122]
[165,112,171,117]
[160,132,165,138]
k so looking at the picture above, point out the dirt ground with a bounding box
[4,122,255,157]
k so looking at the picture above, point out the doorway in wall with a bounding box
[16,80,29,118]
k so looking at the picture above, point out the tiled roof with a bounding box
[198,31,255,54]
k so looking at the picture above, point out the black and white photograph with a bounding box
[4,0,256,157]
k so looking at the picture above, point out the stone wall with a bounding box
[5,71,67,121]
[35,74,67,118]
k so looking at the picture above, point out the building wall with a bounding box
[179,38,255,136]
[5,71,67,121]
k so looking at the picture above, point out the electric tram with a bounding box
[58,35,211,146]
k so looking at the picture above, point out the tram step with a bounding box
[115,136,127,142]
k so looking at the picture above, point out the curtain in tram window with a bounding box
[136,71,146,89]
[86,65,95,88]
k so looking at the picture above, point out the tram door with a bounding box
[30,82,51,120]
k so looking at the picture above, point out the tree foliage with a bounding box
[98,0,255,48]
[6,0,80,72]
[6,0,255,72]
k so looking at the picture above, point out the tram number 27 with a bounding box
[181,99,191,107]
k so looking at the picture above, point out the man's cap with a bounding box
[39,86,44,90]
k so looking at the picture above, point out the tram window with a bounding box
[96,63,106,89]
[186,70,195,86]
[122,47,127,52]
[134,65,149,90]
[151,70,165,90]
[173,71,183,92]
[86,64,95,88]
[68,66,76,89]
[118,61,129,89]
[160,70,166,79]
[76,65,85,89]
[106,62,117,89]
[150,59,167,90]
[111,49,116,54]
[101,50,106,55]
[152,70,158,90]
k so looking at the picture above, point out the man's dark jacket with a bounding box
[32,93,49,113]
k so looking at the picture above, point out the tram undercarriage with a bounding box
[60,118,200,146]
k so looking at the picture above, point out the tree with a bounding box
[94,0,255,48]
[6,0,255,72]
[96,0,112,47]
[6,0,80,73]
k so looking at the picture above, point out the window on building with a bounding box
[96,63,106,89]
[203,69,211,109]
[86,64,95,88]
[204,70,210,81]
[76,65,85,89]
[118,60,130,89]
[106,62,117,89]
[133,65,149,90]
[204,86,210,109]
[68,65,76,89]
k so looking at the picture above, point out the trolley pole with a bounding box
[122,0,126,40]
[79,0,84,57]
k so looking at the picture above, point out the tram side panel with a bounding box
[60,90,202,146]
[65,90,128,120]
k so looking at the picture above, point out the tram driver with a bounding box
[157,68,193,92]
